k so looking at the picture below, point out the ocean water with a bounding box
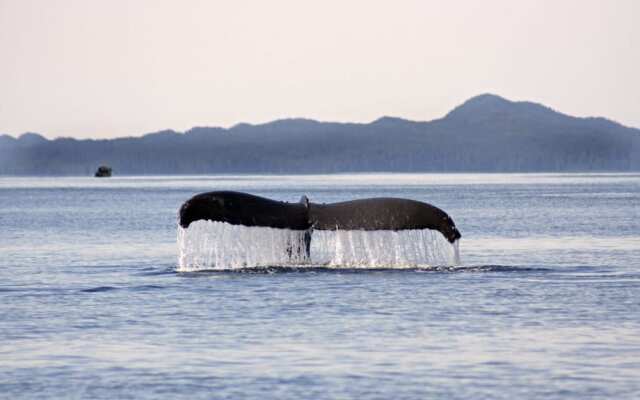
[1,173,639,399]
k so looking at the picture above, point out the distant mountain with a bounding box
[16,132,48,146]
[1,94,638,175]
[0,134,17,147]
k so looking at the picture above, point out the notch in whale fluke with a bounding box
[178,191,461,244]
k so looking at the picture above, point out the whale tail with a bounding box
[178,192,461,261]
[178,191,462,269]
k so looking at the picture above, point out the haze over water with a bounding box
[1,173,639,398]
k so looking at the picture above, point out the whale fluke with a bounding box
[178,191,461,244]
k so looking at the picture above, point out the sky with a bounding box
[1,0,638,139]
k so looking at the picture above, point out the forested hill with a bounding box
[1,94,638,175]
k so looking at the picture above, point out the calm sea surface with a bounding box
[1,174,639,399]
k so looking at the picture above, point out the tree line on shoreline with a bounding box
[1,94,638,175]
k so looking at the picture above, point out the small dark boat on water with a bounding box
[94,166,112,177]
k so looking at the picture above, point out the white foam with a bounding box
[311,229,459,268]
[453,239,461,265]
[177,220,310,271]
[177,222,461,271]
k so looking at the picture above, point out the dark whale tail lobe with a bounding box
[178,191,311,230]
[308,198,461,244]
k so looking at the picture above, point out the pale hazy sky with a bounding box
[1,0,638,139]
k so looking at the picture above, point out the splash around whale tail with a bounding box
[177,222,460,271]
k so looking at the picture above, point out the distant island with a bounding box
[1,94,638,175]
